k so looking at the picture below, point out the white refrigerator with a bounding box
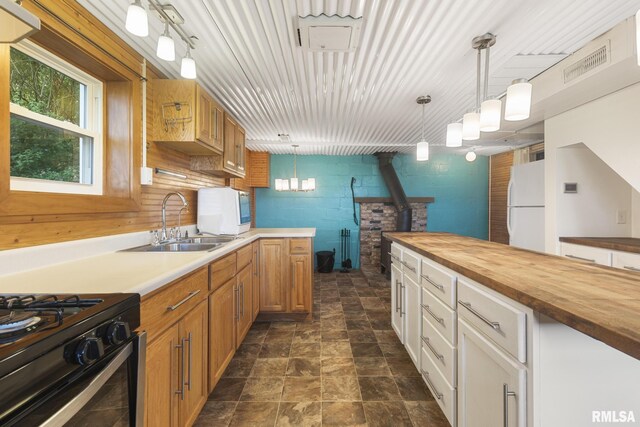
[507,160,545,252]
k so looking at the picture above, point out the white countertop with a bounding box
[0,228,315,297]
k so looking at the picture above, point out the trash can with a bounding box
[316,249,336,273]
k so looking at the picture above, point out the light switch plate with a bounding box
[141,167,153,185]
[616,210,627,224]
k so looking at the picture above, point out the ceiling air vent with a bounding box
[297,14,362,52]
[563,42,610,84]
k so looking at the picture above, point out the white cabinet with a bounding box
[559,242,611,266]
[391,262,404,343]
[403,273,421,367]
[611,250,640,272]
[458,318,527,427]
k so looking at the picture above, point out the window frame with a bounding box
[8,40,104,195]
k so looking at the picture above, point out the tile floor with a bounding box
[194,267,449,427]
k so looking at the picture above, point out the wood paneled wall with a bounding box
[489,151,514,244]
[0,5,224,250]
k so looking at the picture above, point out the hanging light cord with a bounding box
[421,102,425,141]
[293,146,297,179]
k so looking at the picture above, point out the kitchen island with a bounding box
[385,231,639,427]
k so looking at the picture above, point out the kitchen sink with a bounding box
[122,242,223,252]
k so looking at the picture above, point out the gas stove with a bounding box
[0,293,143,426]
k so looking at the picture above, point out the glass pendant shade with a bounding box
[416,140,429,161]
[307,178,316,191]
[462,112,480,140]
[156,25,175,61]
[125,1,148,37]
[290,177,299,191]
[180,49,197,79]
[465,151,477,162]
[480,99,502,132]
[302,180,309,191]
[446,123,463,147]
[505,79,532,121]
[281,180,289,191]
[275,179,283,191]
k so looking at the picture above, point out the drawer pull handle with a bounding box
[458,300,501,330]
[175,339,185,400]
[565,254,595,263]
[167,290,201,311]
[186,332,192,391]
[421,369,443,400]
[421,336,444,362]
[623,265,640,272]
[421,304,445,325]
[388,252,400,262]
[401,261,416,273]
[421,274,444,292]
[395,280,402,313]
[503,383,516,427]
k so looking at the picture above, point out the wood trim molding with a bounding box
[354,197,435,203]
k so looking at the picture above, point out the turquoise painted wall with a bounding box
[255,154,489,268]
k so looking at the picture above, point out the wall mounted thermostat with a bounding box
[564,182,578,193]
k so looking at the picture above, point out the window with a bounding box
[9,41,103,195]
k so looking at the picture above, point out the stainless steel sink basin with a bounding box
[122,242,223,252]
[182,236,238,244]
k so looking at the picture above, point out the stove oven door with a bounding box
[16,332,146,427]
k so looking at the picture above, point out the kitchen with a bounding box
[0,0,639,426]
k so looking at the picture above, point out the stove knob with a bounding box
[106,321,131,345]
[75,337,104,365]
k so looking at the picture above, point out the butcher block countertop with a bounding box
[385,232,640,360]
[559,236,640,254]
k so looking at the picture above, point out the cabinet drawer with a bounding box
[421,258,457,309]
[421,346,456,426]
[210,253,236,292]
[611,250,640,273]
[421,287,456,345]
[560,242,611,266]
[401,250,420,282]
[236,244,253,270]
[458,279,527,363]
[422,316,456,387]
[390,243,402,266]
[289,238,311,254]
[141,267,208,341]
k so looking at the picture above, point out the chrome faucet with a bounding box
[161,192,188,241]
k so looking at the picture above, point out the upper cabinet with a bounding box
[151,79,223,155]
[190,112,246,178]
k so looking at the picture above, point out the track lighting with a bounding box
[180,46,197,79]
[156,23,175,61]
[125,0,148,37]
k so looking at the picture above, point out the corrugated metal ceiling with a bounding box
[79,0,640,156]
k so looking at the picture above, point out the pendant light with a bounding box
[180,46,197,79]
[156,23,175,61]
[462,112,480,141]
[464,33,499,140]
[505,78,532,121]
[125,0,148,37]
[416,95,431,161]
[274,145,315,192]
[446,122,463,147]
[480,98,501,131]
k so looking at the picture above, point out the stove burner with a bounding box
[0,314,42,333]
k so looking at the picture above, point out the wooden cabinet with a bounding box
[290,253,311,312]
[259,239,288,312]
[208,278,236,393]
[249,152,270,188]
[192,113,245,178]
[211,100,224,153]
[179,300,208,427]
[236,264,253,345]
[151,79,222,156]
[458,318,526,427]
[223,114,237,173]
[145,323,180,427]
[235,126,246,174]
[141,269,208,427]
[252,241,260,320]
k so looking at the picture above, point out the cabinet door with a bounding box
[223,114,237,172]
[145,323,180,427]
[210,102,224,153]
[208,279,236,393]
[290,253,311,312]
[458,319,526,427]
[180,299,208,427]
[236,264,253,346]
[195,85,211,145]
[235,126,246,175]
[252,241,260,321]
[403,274,421,367]
[259,239,287,312]
[391,263,404,343]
